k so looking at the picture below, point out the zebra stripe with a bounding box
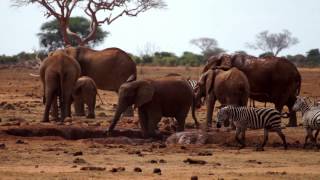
[187,79,198,90]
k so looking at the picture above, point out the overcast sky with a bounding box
[1,0,319,56]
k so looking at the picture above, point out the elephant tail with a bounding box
[295,72,301,96]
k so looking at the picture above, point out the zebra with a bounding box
[216,106,288,150]
[292,96,320,148]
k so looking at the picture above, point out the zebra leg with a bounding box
[257,128,269,151]
[304,128,312,149]
[315,130,320,149]
[275,129,287,150]
[240,129,246,148]
[235,128,245,149]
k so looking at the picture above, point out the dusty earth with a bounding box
[0,66,320,179]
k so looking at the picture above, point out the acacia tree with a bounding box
[38,16,108,51]
[246,29,299,56]
[190,37,225,59]
[13,0,166,47]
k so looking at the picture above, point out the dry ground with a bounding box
[0,66,320,179]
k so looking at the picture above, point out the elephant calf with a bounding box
[73,76,98,119]
[108,76,195,137]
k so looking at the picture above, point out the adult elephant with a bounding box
[194,68,250,127]
[108,77,196,137]
[40,50,81,122]
[63,46,137,115]
[204,54,301,127]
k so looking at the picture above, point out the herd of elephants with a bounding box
[36,45,320,150]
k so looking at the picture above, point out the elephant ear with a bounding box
[205,70,215,95]
[135,81,155,107]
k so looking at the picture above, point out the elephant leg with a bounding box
[146,109,162,138]
[86,95,96,119]
[42,90,55,122]
[50,96,59,120]
[206,95,216,128]
[175,112,188,132]
[286,97,297,127]
[138,109,148,137]
[73,98,85,116]
[122,106,134,117]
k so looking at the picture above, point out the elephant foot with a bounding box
[75,113,86,117]
[284,144,288,150]
[86,114,95,119]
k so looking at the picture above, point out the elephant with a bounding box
[194,67,250,127]
[72,76,97,119]
[63,46,137,116]
[203,53,301,127]
[108,76,195,137]
[40,50,81,122]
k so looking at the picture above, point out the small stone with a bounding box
[191,176,198,180]
[134,167,142,172]
[98,112,107,117]
[35,165,39,168]
[150,160,157,164]
[73,151,83,156]
[80,166,106,171]
[3,104,15,110]
[183,158,207,165]
[110,167,125,173]
[153,168,161,175]
[159,159,167,163]
[73,158,86,164]
[16,139,25,144]
[71,165,77,168]
[180,146,187,150]
[0,143,6,149]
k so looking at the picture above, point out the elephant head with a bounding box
[194,69,216,108]
[108,79,155,132]
[203,54,233,73]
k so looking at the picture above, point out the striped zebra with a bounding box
[216,106,288,150]
[292,96,320,148]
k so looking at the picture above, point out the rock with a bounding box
[159,159,167,163]
[98,112,107,117]
[35,165,39,168]
[183,158,207,165]
[73,151,83,156]
[16,139,26,144]
[80,166,106,171]
[110,167,125,173]
[153,168,161,175]
[247,160,262,164]
[197,151,213,156]
[150,160,158,164]
[0,143,6,149]
[134,167,142,172]
[191,176,198,180]
[73,158,86,164]
[3,104,15,110]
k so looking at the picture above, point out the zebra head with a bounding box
[292,96,309,112]
[216,106,230,128]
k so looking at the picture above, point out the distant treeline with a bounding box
[1,49,320,67]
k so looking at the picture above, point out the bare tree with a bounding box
[246,29,299,56]
[190,37,225,58]
[12,0,166,46]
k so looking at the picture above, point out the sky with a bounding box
[0,0,320,56]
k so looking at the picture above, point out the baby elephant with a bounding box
[73,76,98,119]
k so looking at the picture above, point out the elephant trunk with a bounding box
[108,102,128,132]
[191,95,199,128]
